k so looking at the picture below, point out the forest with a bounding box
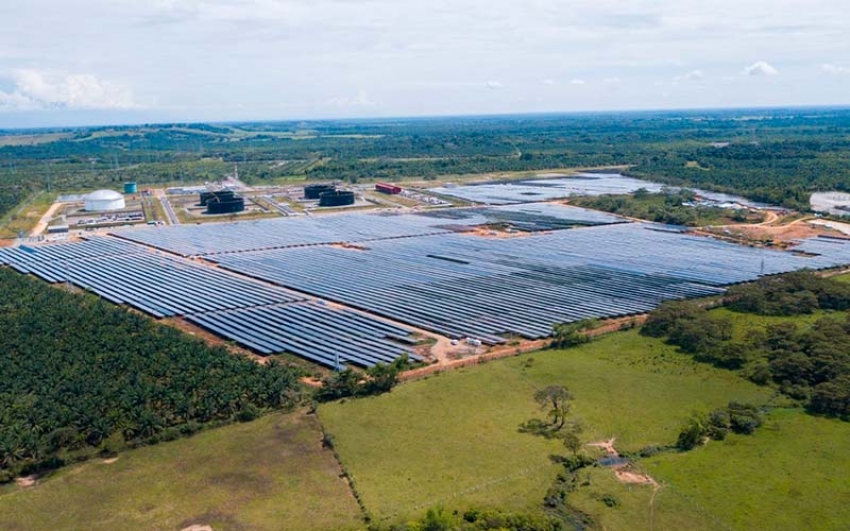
[642,272,850,419]
[2,107,850,221]
[0,268,305,481]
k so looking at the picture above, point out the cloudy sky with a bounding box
[1,0,849,127]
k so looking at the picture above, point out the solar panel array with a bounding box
[210,223,850,342]
[187,302,416,367]
[418,203,625,231]
[5,204,850,367]
[110,203,625,256]
[111,212,455,256]
[432,173,770,208]
[431,173,667,205]
[0,237,417,368]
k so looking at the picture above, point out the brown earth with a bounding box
[402,315,645,382]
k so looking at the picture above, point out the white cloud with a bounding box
[569,79,586,85]
[603,77,622,84]
[822,63,850,75]
[327,89,376,107]
[486,80,503,89]
[0,69,137,111]
[2,0,850,125]
[743,61,779,77]
[540,79,555,86]
[675,69,705,81]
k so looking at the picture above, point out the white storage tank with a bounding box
[84,190,125,212]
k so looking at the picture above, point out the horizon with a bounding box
[2,1,849,129]
[3,103,850,133]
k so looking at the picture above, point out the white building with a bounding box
[84,190,125,212]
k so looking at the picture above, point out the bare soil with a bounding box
[402,315,644,381]
[30,202,64,237]
[587,437,660,488]
[15,476,37,488]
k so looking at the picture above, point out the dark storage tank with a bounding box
[207,196,245,214]
[200,190,237,206]
[304,184,336,200]
[319,190,355,207]
[202,190,245,213]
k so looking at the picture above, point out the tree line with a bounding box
[642,272,850,420]
[0,269,306,481]
[4,108,850,222]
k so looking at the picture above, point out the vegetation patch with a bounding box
[319,329,772,524]
[0,269,305,481]
[569,188,760,226]
[645,408,850,531]
[0,411,363,531]
[643,272,850,419]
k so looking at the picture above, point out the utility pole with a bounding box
[44,162,52,193]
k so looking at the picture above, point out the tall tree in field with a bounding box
[534,385,573,430]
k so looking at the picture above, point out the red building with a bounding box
[375,182,402,195]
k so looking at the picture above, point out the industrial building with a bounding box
[124,182,137,194]
[304,184,335,200]
[201,190,245,214]
[319,190,355,207]
[84,190,126,212]
[376,183,402,195]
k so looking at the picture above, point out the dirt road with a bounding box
[30,201,63,237]
[401,315,645,382]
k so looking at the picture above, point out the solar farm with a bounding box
[3,201,850,369]
[432,172,773,208]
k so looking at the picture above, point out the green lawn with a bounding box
[320,329,775,525]
[834,272,850,284]
[568,467,720,531]
[644,408,850,531]
[710,306,830,343]
[567,408,850,531]
[0,411,362,531]
[0,191,55,239]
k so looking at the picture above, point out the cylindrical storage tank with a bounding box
[304,184,335,200]
[207,195,245,214]
[124,182,138,194]
[84,190,126,212]
[319,190,355,207]
[200,190,236,206]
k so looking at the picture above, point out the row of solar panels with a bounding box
[112,212,456,256]
[0,237,143,265]
[212,252,720,342]
[0,240,417,368]
[210,224,850,341]
[186,302,421,368]
[111,203,626,257]
[6,252,296,317]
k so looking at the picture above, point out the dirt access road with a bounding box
[30,201,63,237]
[401,315,646,381]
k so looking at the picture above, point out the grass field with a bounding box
[320,329,775,525]
[0,191,55,239]
[644,408,850,531]
[711,306,830,342]
[834,272,850,283]
[0,411,362,531]
[565,408,850,530]
[2,312,844,530]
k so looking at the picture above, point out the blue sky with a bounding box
[1,0,849,127]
